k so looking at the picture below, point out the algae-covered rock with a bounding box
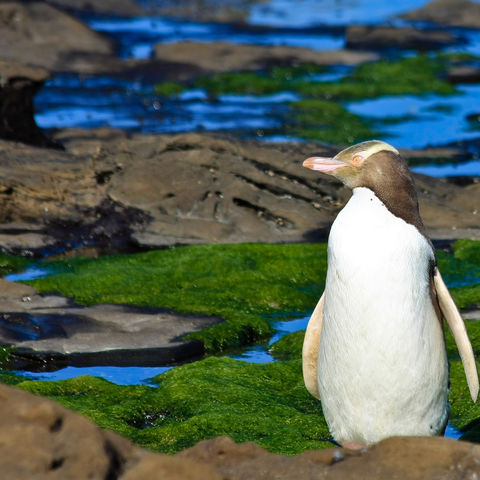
[15,356,331,455]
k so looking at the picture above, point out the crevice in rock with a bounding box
[233,197,294,229]
[49,457,65,470]
[50,416,63,433]
[241,156,340,198]
[104,439,124,480]
[234,173,313,203]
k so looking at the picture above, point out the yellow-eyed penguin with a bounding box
[302,140,478,450]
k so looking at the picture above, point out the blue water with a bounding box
[248,0,429,27]
[347,84,480,150]
[87,16,344,59]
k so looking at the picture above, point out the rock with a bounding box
[346,25,461,51]
[45,0,145,16]
[153,41,380,73]
[179,435,480,479]
[0,130,478,254]
[0,2,114,72]
[0,61,57,147]
[448,66,480,84]
[1,383,480,479]
[401,0,480,28]
[0,279,221,369]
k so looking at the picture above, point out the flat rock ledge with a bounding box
[0,130,478,256]
[0,280,221,370]
[0,382,479,479]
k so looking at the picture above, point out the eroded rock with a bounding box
[0,131,478,254]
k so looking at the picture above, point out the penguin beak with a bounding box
[303,157,348,173]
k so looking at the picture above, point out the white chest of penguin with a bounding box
[318,187,448,445]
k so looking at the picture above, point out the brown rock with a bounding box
[346,25,461,51]
[1,383,480,479]
[0,382,140,479]
[154,41,380,74]
[401,0,480,28]
[0,131,478,254]
[0,1,113,72]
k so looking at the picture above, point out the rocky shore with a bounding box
[1,382,479,480]
[0,0,479,478]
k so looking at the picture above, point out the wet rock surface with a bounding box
[0,130,478,254]
[1,382,480,479]
[0,279,219,370]
[401,0,480,28]
[346,25,462,51]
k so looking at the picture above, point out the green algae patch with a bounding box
[26,243,327,353]
[287,98,379,145]
[0,253,31,277]
[189,56,455,100]
[14,357,331,455]
[154,81,186,97]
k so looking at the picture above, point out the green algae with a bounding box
[188,56,455,100]
[0,253,31,277]
[153,55,460,144]
[15,357,331,455]
[18,240,480,354]
[286,98,379,145]
[153,81,186,97]
[0,240,478,453]
[26,243,327,353]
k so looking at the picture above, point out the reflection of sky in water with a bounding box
[4,267,51,282]
[88,16,344,59]
[17,366,171,385]
[347,84,480,149]
[249,0,431,27]
[230,316,309,363]
[412,160,480,177]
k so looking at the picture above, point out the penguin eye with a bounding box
[352,154,364,165]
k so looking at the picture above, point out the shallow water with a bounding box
[87,15,344,59]
[248,0,431,27]
[347,84,480,150]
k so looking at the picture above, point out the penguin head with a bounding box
[303,140,403,189]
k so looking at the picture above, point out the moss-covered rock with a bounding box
[0,240,477,453]
[14,356,331,454]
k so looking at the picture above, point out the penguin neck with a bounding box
[351,185,430,246]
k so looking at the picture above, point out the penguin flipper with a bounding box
[434,267,479,402]
[302,292,325,400]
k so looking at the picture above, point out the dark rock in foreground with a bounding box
[1,382,480,479]
[0,130,478,254]
[401,0,480,28]
[0,280,219,370]
[346,25,462,51]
